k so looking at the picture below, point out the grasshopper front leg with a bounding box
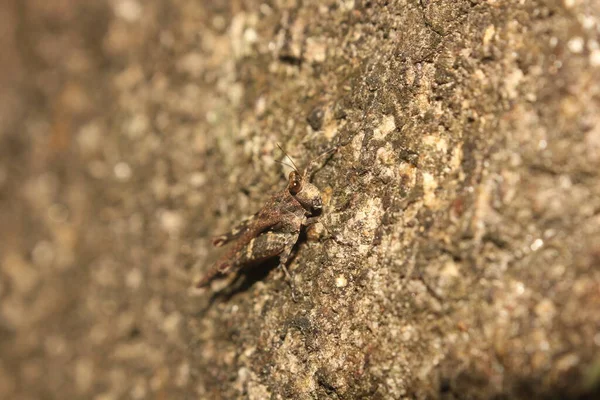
[276,231,302,301]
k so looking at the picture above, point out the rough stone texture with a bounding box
[1,0,600,399]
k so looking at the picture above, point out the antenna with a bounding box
[306,146,339,177]
[276,143,300,173]
[273,159,297,171]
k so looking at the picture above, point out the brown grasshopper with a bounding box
[196,146,335,299]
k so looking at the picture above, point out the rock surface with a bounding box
[1,0,600,398]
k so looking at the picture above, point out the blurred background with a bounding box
[0,1,214,398]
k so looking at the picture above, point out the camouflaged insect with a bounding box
[196,147,333,298]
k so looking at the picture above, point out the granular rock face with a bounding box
[1,1,599,399]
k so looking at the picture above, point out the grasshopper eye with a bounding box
[288,171,302,195]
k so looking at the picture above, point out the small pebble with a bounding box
[335,275,348,288]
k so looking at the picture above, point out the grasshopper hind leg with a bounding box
[198,231,288,288]
[211,214,257,247]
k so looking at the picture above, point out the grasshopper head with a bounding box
[288,170,322,212]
